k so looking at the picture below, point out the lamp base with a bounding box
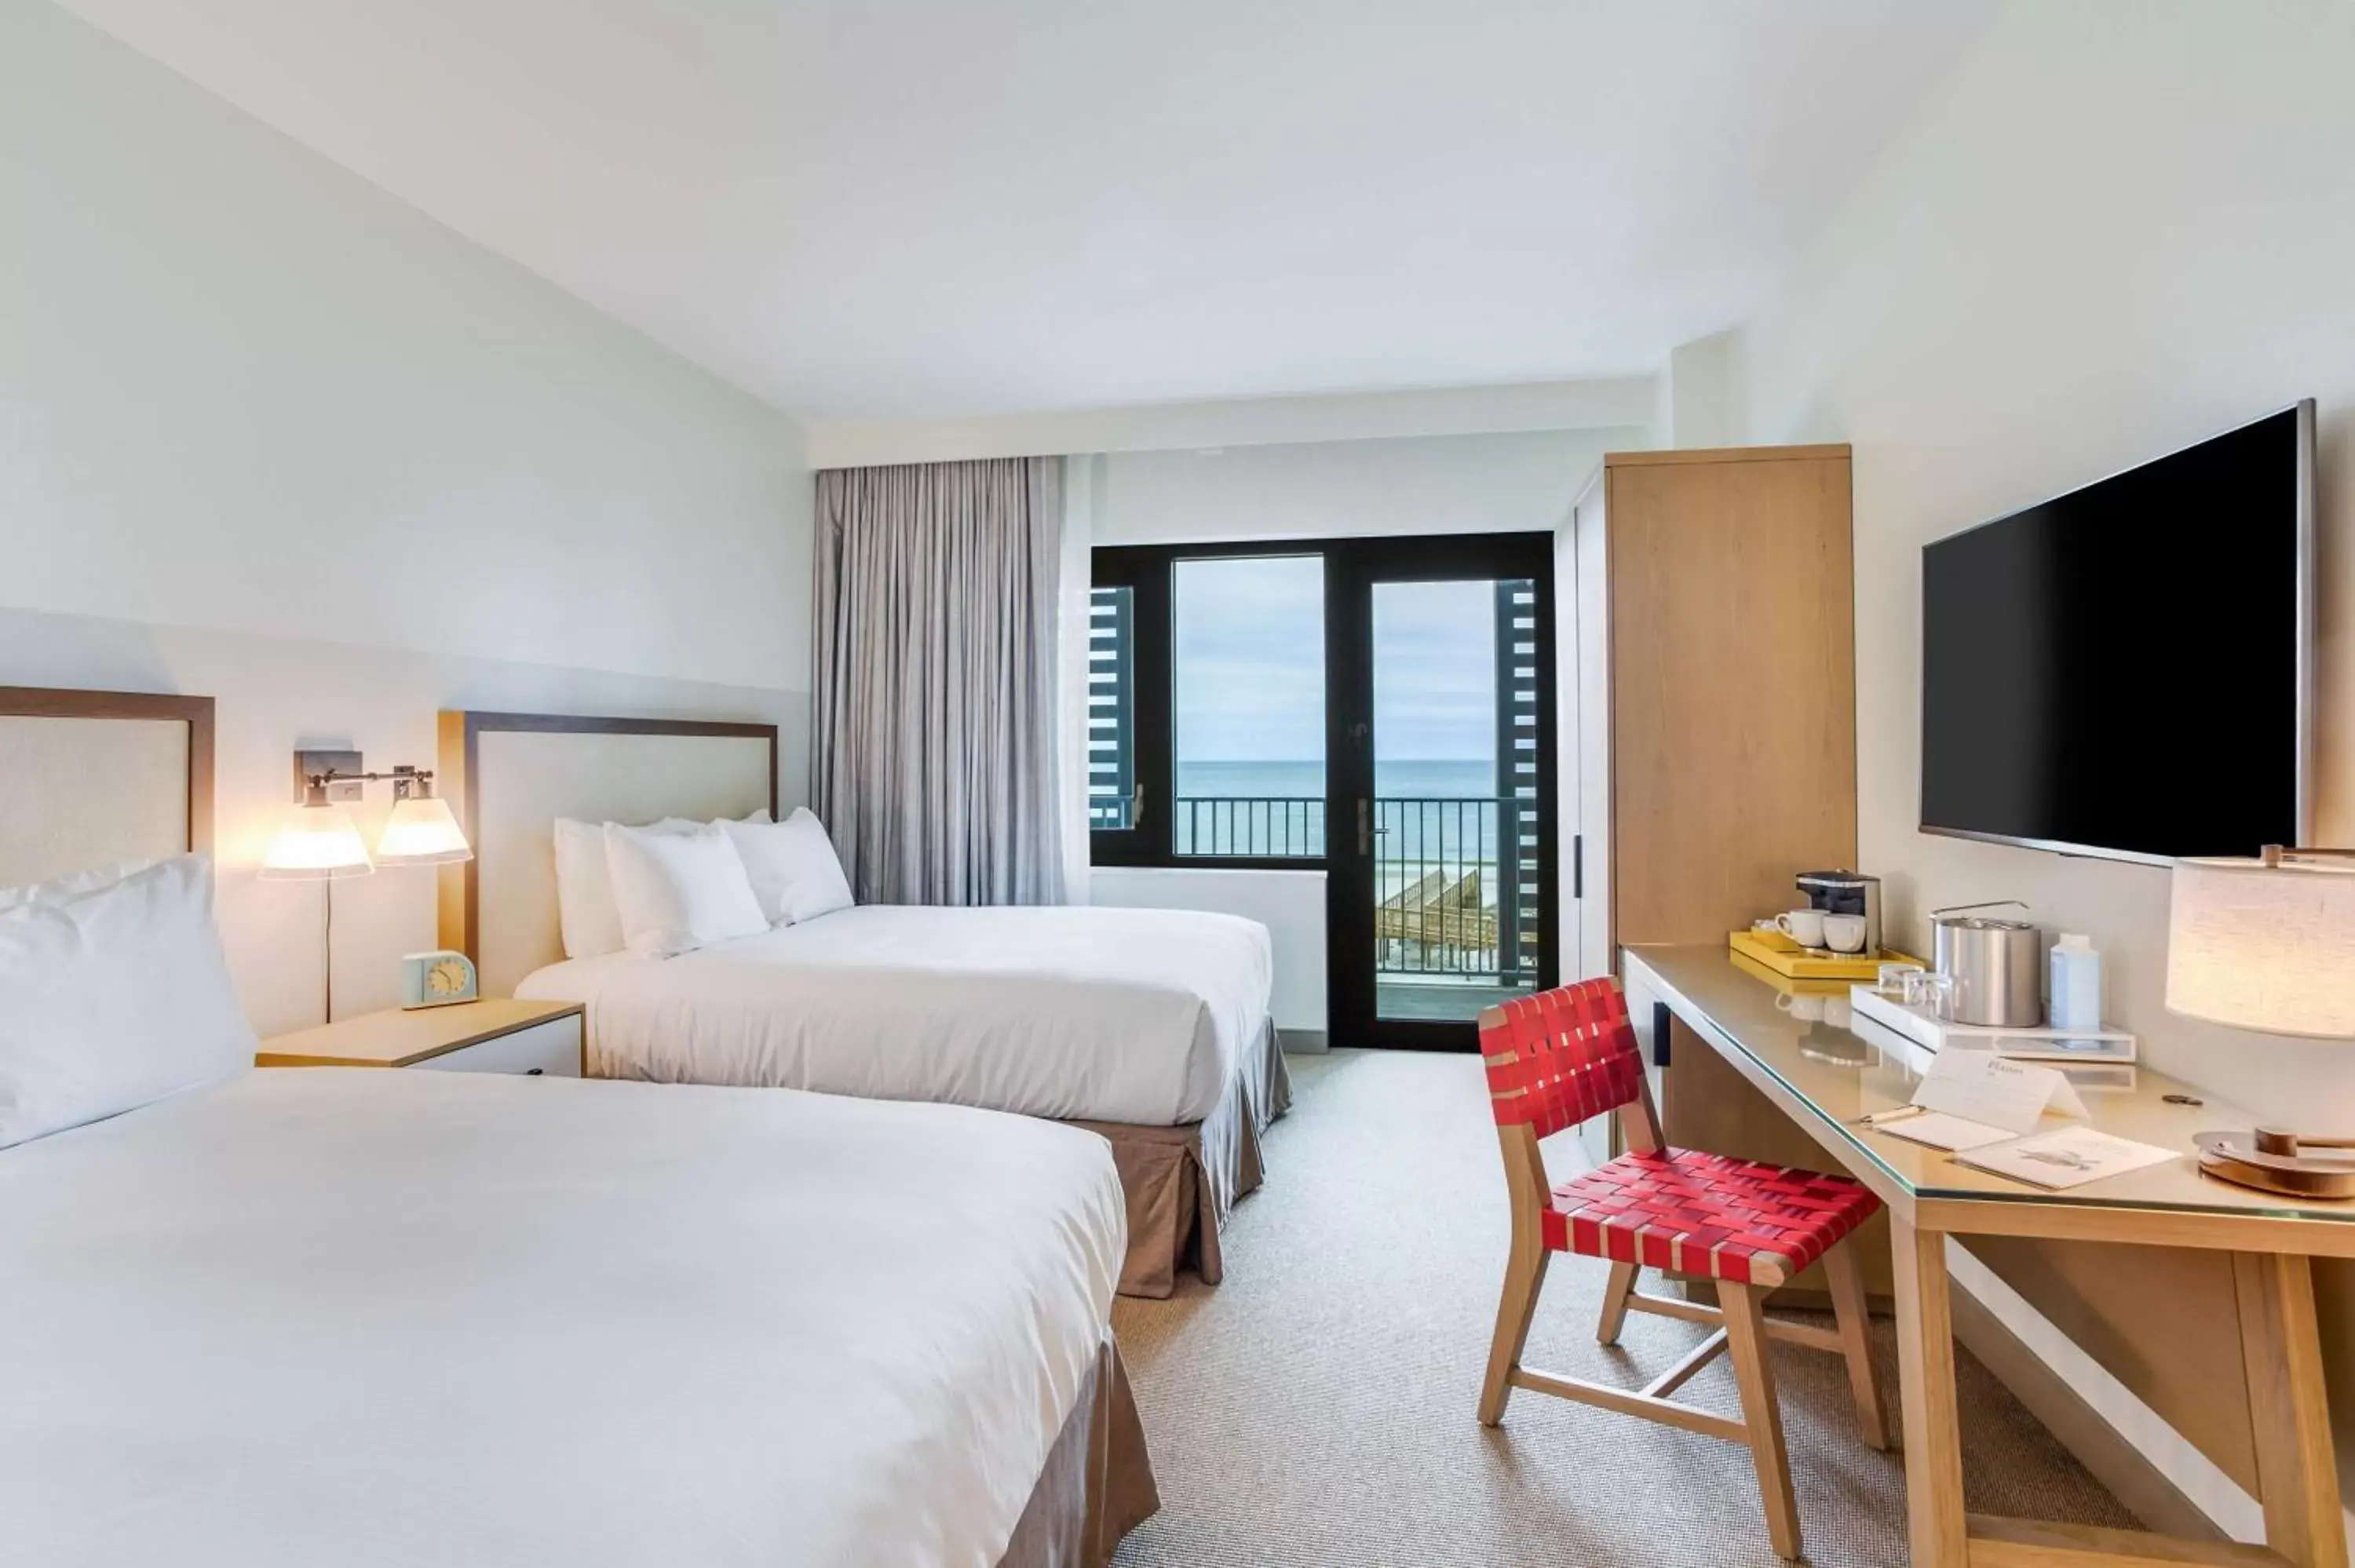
[2193,1129,2355,1199]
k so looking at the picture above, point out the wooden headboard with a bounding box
[0,686,214,888]
[436,711,779,997]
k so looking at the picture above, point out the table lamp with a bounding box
[2166,847,2355,1196]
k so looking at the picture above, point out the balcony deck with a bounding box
[1376,977,1531,1023]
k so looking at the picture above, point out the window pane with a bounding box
[1088,585,1136,830]
[1173,556,1324,858]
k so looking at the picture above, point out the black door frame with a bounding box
[1327,531,1560,1052]
[1091,538,1345,871]
[1088,531,1561,1052]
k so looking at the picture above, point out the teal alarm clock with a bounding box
[400,950,478,1009]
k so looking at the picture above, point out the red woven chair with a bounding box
[1477,978,1886,1561]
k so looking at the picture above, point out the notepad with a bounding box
[1873,1110,2017,1153]
[1955,1126,2179,1191]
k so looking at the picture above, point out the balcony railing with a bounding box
[1153,793,1539,983]
[1171,795,1326,858]
[1372,796,1536,983]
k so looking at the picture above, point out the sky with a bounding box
[1170,557,1499,764]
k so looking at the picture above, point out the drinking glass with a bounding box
[1900,970,1956,1017]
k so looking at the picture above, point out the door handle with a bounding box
[1356,798,1370,856]
[1131,781,1147,829]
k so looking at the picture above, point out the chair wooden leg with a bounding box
[1823,1242,1889,1451]
[1722,1279,1803,1562]
[1480,1242,1550,1427]
[1597,1260,1638,1345]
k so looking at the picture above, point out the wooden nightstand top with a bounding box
[257,998,584,1068]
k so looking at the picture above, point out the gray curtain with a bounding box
[812,458,1065,906]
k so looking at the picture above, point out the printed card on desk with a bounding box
[1956,1127,2180,1191]
[1911,1051,2088,1135]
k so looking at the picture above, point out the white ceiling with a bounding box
[57,0,1991,422]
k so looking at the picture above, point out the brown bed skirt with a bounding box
[997,1336,1160,1568]
[1064,1017,1294,1300]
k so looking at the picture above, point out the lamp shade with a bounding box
[2166,855,2355,1037]
[258,803,374,881]
[374,795,473,866]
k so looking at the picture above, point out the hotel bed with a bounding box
[445,709,1291,1299]
[0,686,1157,1568]
[1,1069,1152,1568]
[518,903,1271,1123]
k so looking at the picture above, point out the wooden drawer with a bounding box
[412,1016,582,1077]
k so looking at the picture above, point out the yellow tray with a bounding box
[1728,950,1851,996]
[1728,928,1926,983]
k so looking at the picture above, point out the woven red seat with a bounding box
[1476,976,1889,1561]
[1545,1147,1879,1287]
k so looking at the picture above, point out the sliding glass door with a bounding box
[1092,532,1558,1050]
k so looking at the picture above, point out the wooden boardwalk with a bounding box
[1373,866,1495,949]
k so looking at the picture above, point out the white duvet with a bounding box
[519,903,1275,1125]
[0,1067,1124,1568]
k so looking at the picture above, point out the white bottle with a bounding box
[2049,933,2101,1031]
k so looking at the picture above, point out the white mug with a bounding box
[1775,992,1854,1027]
[1821,913,1868,954]
[1776,908,1827,948]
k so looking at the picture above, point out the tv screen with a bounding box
[1921,402,2311,863]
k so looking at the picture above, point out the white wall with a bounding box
[805,381,1656,469]
[1087,428,1638,1031]
[2,2,811,1034]
[1722,0,2355,1534]
[1093,428,1638,546]
[1090,869,1327,1034]
[1658,330,1739,450]
[1728,0,2355,1120]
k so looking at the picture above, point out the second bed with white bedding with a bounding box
[519,902,1276,1126]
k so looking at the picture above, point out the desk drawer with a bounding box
[414,1016,582,1077]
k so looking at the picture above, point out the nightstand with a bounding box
[257,998,586,1076]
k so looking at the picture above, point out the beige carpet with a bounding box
[1110,1049,2138,1567]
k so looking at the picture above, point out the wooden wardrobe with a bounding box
[1567,443,1859,1180]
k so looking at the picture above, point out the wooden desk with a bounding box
[1623,944,2353,1568]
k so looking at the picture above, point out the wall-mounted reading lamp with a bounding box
[259,749,473,1023]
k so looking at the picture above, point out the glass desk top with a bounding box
[1621,944,2355,1231]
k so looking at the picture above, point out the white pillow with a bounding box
[553,809,772,960]
[553,817,629,960]
[722,808,856,925]
[0,855,256,1150]
[653,810,771,833]
[602,822,769,958]
[0,856,162,913]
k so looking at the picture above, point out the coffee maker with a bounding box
[1795,870,1881,957]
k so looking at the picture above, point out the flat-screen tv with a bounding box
[1921,400,2313,865]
